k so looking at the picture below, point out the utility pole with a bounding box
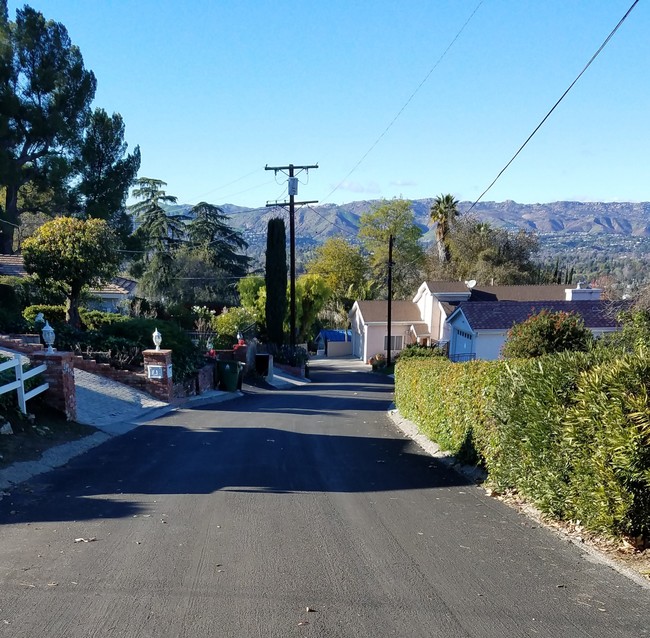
[386,234,394,368]
[265,163,318,350]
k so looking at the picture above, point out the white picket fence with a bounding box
[0,354,49,413]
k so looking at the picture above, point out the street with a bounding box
[1,359,648,637]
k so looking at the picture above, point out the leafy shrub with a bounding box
[78,309,129,330]
[564,351,650,540]
[102,318,202,380]
[396,347,650,543]
[501,309,593,359]
[398,343,447,359]
[395,357,505,466]
[0,284,26,332]
[23,304,66,324]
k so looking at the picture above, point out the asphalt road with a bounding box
[1,359,648,637]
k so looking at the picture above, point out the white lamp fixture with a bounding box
[152,328,162,351]
[42,320,55,354]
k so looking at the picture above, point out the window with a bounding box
[384,335,403,351]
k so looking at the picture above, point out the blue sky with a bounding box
[8,1,649,209]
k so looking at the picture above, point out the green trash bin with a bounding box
[216,360,240,392]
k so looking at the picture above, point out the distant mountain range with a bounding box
[168,199,650,257]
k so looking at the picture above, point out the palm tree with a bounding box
[430,193,460,264]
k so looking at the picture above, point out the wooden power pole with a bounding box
[386,234,394,368]
[265,163,318,350]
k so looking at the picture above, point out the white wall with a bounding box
[328,341,353,357]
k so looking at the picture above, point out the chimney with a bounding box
[565,282,602,301]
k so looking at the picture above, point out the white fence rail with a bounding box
[0,354,49,413]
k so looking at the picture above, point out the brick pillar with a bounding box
[32,351,77,421]
[143,349,173,402]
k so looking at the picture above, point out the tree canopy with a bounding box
[358,198,424,299]
[22,216,120,327]
[0,4,140,253]
[0,4,97,253]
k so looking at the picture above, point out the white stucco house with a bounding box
[349,280,614,363]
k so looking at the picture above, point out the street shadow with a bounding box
[0,422,469,525]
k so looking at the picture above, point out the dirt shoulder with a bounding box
[0,404,97,469]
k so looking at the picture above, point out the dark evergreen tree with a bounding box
[73,108,141,239]
[265,218,287,347]
[0,5,97,253]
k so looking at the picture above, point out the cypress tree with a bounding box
[265,218,287,347]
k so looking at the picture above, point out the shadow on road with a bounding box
[0,422,469,525]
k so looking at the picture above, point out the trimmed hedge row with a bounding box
[395,350,650,542]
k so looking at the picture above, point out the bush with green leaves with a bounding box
[78,310,129,331]
[395,357,505,466]
[398,343,447,359]
[102,318,202,380]
[23,304,66,325]
[501,309,593,359]
[0,283,25,332]
[395,347,650,543]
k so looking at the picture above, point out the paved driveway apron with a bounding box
[0,361,648,637]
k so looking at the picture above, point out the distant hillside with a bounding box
[168,199,650,263]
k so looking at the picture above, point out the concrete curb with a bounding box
[386,405,486,484]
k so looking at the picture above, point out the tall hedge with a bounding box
[395,349,650,542]
[395,358,505,465]
[265,218,287,347]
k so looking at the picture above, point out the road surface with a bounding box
[1,359,648,637]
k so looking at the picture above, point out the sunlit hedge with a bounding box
[395,350,650,542]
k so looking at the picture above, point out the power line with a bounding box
[466,0,641,215]
[188,168,261,201]
[324,0,484,203]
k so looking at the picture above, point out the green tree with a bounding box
[265,218,287,347]
[305,236,371,309]
[212,306,258,343]
[429,193,459,264]
[358,198,424,299]
[128,178,185,300]
[22,216,120,328]
[444,216,539,285]
[501,309,593,359]
[0,4,97,253]
[184,201,250,303]
[238,275,265,318]
[73,108,141,238]
[294,274,330,342]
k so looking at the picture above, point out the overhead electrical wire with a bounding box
[466,0,641,215]
[323,0,484,204]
